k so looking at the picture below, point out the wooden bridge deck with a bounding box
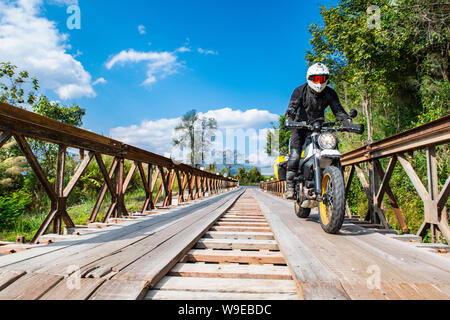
[0,187,449,300]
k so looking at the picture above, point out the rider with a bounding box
[285,63,352,200]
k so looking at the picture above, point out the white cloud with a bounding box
[175,46,191,53]
[105,49,182,86]
[92,77,107,85]
[201,108,278,129]
[109,107,279,168]
[110,117,181,156]
[138,24,146,35]
[0,0,95,100]
[197,48,218,55]
[46,0,78,5]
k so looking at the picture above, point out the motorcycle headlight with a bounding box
[318,133,337,149]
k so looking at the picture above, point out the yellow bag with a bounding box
[274,155,288,181]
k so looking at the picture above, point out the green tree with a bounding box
[0,62,38,106]
[266,115,291,157]
[303,0,449,237]
[236,167,264,186]
[173,109,217,167]
[305,0,449,143]
[0,62,86,213]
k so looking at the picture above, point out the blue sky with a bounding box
[0,0,338,169]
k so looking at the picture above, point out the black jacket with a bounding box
[285,84,351,123]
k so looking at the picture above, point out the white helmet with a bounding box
[307,63,330,93]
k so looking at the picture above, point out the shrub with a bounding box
[0,190,32,229]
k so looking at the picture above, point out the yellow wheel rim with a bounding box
[319,174,331,226]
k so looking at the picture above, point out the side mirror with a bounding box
[349,109,358,118]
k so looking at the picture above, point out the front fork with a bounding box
[312,134,323,201]
[314,154,322,201]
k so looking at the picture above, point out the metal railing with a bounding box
[261,115,450,243]
[0,102,238,244]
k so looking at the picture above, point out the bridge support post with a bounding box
[397,149,450,243]
[194,176,200,199]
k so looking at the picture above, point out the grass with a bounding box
[0,188,160,242]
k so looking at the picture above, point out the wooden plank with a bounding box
[215,222,270,227]
[63,151,94,197]
[397,154,430,202]
[222,215,266,220]
[203,231,275,240]
[438,176,450,212]
[89,280,148,300]
[409,283,450,300]
[86,189,245,300]
[145,290,299,300]
[30,210,58,245]
[301,282,350,300]
[89,158,118,222]
[0,191,239,273]
[40,278,106,300]
[154,276,298,294]
[257,190,450,286]
[219,218,267,223]
[211,226,272,232]
[0,130,12,148]
[373,159,409,232]
[95,154,117,200]
[253,190,351,300]
[0,273,62,300]
[184,249,285,264]
[374,157,397,206]
[0,270,26,291]
[74,191,244,277]
[195,239,279,250]
[169,263,292,280]
[345,165,355,196]
[14,134,57,202]
[339,281,388,300]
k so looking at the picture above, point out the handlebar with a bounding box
[285,119,364,135]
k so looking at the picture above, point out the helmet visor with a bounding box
[309,75,329,84]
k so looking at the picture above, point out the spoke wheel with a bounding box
[318,166,346,234]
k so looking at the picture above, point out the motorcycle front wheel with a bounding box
[318,165,346,234]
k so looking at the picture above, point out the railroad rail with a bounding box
[261,115,450,243]
[0,102,237,244]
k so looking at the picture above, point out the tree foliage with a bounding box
[173,109,218,167]
[302,0,449,236]
[305,0,449,144]
[236,167,267,186]
[266,115,291,157]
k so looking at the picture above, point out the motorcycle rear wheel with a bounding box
[318,166,346,234]
[295,201,311,218]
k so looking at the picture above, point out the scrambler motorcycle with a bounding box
[285,110,364,234]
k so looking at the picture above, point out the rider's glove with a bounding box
[286,107,296,119]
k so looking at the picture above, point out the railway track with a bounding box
[145,189,301,300]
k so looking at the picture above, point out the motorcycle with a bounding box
[285,110,364,234]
